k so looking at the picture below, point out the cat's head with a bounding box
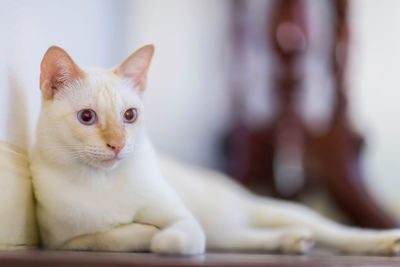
[38,45,154,169]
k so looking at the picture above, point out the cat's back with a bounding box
[158,154,252,230]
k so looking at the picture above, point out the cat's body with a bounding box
[32,132,203,253]
[31,45,400,256]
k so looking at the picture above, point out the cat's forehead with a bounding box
[85,68,129,94]
[60,69,142,110]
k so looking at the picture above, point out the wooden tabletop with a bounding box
[1,250,400,267]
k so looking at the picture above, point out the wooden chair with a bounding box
[225,0,398,228]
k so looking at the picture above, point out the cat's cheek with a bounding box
[69,120,100,144]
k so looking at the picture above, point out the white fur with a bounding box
[31,50,400,256]
[31,68,204,254]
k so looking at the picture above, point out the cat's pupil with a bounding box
[124,108,137,123]
[81,110,93,122]
[77,109,96,125]
[125,110,133,120]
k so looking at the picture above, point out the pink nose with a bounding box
[106,141,125,156]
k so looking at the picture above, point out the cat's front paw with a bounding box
[389,239,400,256]
[150,229,205,255]
[383,233,400,256]
[280,227,315,254]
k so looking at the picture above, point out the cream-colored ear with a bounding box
[40,46,84,100]
[115,44,154,91]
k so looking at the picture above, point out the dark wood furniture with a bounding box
[225,0,399,228]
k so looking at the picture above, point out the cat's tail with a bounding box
[4,64,32,149]
[247,196,400,255]
[0,64,39,250]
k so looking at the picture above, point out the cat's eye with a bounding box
[123,108,137,123]
[77,109,97,125]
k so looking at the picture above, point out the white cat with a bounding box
[30,45,400,256]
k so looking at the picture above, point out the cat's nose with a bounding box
[106,141,125,156]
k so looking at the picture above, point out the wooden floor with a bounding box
[1,250,400,267]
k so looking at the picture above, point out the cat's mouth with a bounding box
[101,156,121,167]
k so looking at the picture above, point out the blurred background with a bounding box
[1,0,400,227]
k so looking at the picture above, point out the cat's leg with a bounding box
[208,226,314,254]
[60,223,159,252]
[248,197,400,255]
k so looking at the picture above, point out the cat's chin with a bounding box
[87,158,122,170]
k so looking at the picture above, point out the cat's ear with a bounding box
[115,44,154,91]
[40,46,85,100]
